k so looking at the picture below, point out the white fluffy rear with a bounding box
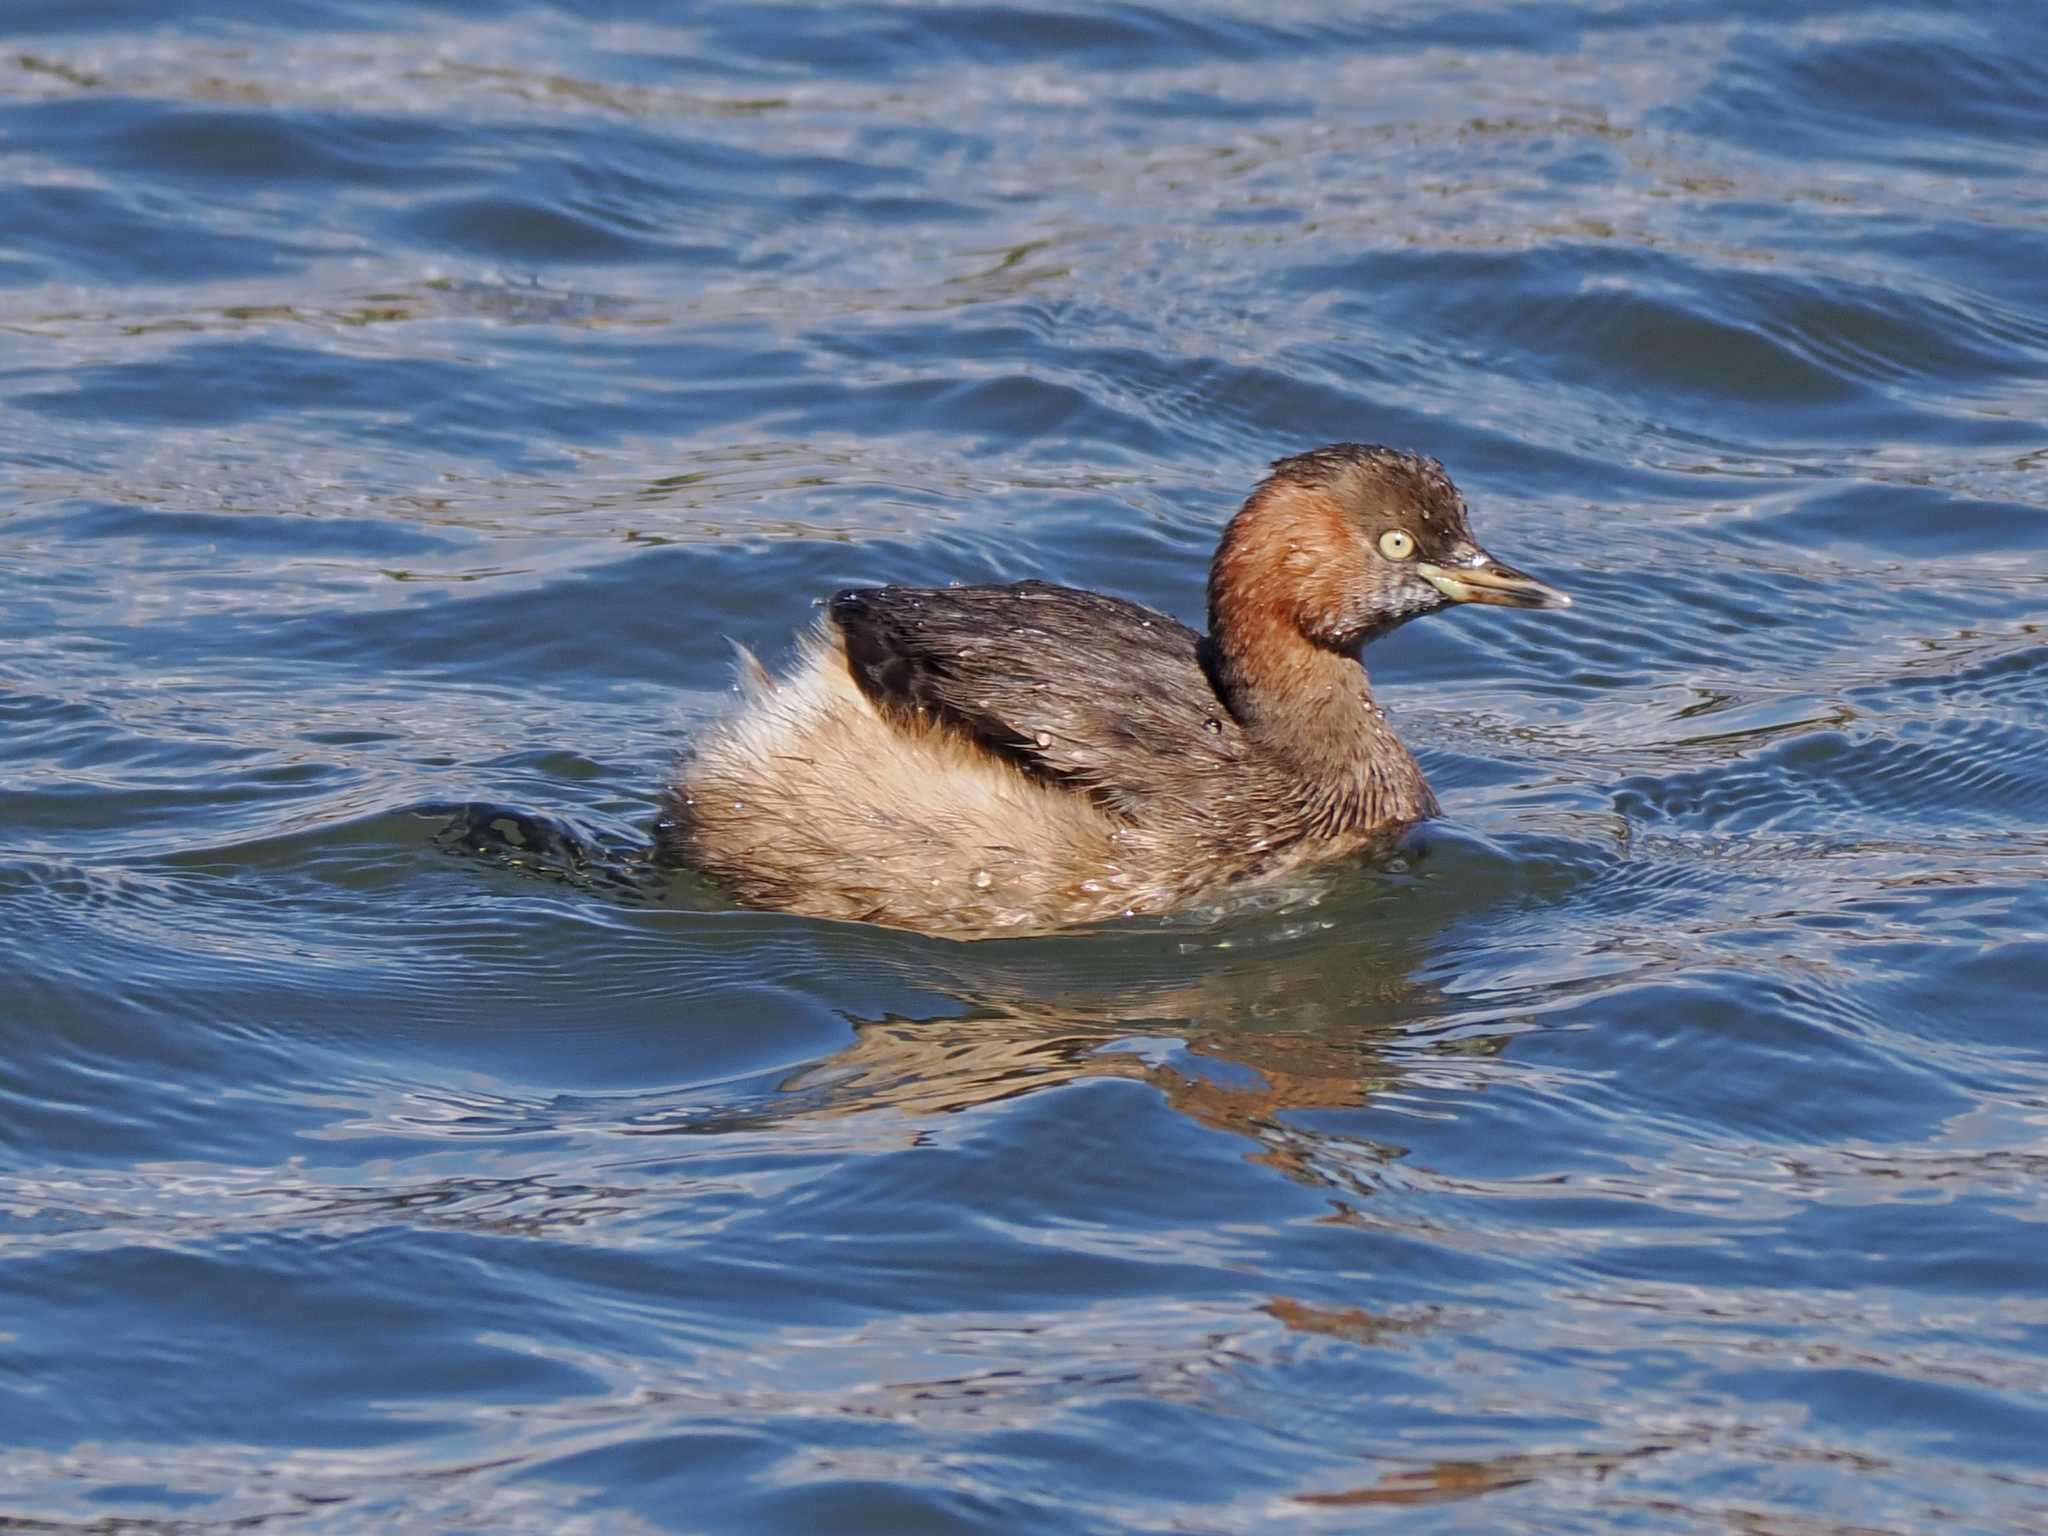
[664,628,1131,934]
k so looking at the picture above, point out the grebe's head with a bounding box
[1212,443,1571,651]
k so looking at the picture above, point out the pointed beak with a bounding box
[1416,555,1572,611]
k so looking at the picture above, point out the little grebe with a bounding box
[658,444,1569,937]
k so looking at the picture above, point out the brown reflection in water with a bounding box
[775,909,1506,1190]
[1260,1295,1435,1348]
[787,1007,1414,1183]
[1294,1441,1676,1508]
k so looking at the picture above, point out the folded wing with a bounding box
[828,581,1246,819]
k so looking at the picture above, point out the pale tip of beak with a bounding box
[1417,559,1573,611]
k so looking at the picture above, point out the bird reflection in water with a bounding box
[773,875,1509,1194]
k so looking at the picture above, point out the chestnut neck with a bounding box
[1205,482,1435,830]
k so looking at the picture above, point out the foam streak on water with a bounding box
[2,2,2047,1530]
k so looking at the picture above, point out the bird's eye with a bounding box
[1379,529,1416,561]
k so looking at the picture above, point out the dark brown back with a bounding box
[830,581,1249,820]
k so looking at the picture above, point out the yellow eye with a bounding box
[1378,529,1416,561]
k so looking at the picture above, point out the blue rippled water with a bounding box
[3,2,2046,1530]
